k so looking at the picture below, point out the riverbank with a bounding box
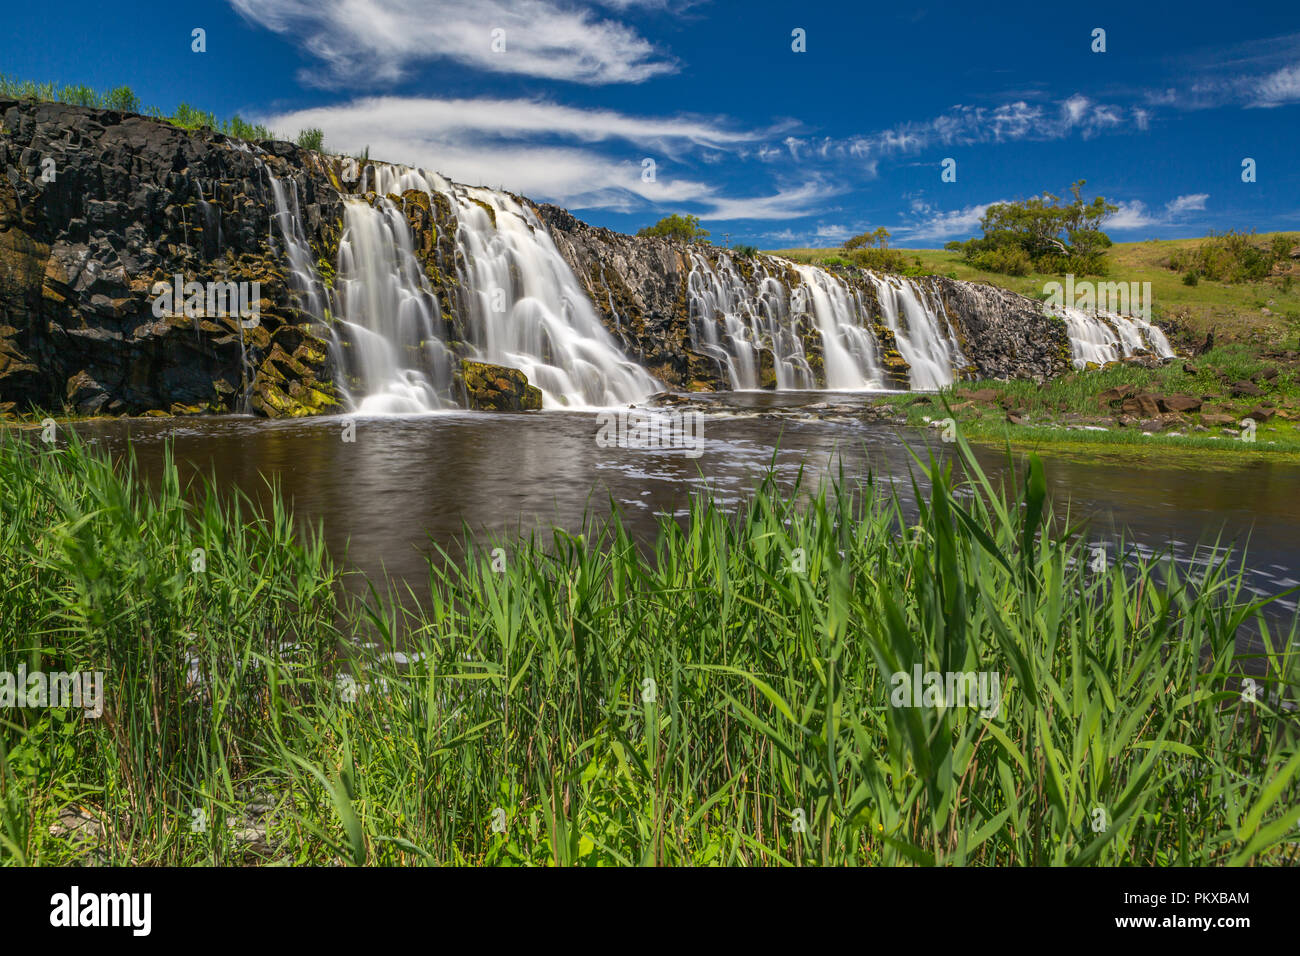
[2,432,1296,866]
[898,343,1300,459]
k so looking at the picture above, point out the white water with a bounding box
[365,165,660,409]
[256,155,1174,406]
[334,197,456,413]
[794,265,888,389]
[1055,306,1175,367]
[867,273,966,389]
[686,254,966,391]
[687,252,817,389]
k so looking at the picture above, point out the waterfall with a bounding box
[686,254,964,391]
[867,273,965,389]
[363,165,660,409]
[1055,306,1174,367]
[793,265,887,389]
[333,197,457,413]
[687,251,816,389]
[251,153,1175,407]
[260,158,456,413]
[265,172,329,325]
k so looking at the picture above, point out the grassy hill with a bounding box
[770,234,1300,349]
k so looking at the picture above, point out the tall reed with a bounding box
[0,429,1295,865]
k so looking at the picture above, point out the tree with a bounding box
[951,181,1117,275]
[843,227,890,251]
[637,214,711,243]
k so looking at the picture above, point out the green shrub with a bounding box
[1168,230,1286,283]
[295,128,325,152]
[637,214,711,243]
[58,85,100,108]
[971,245,1032,276]
[849,247,909,273]
[102,86,140,113]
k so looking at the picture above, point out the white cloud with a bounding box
[815,224,852,241]
[1253,64,1300,107]
[788,95,1144,166]
[260,95,820,219]
[265,96,761,156]
[229,0,677,86]
[1110,193,1209,230]
[893,201,1000,242]
[762,229,803,245]
[1164,193,1209,216]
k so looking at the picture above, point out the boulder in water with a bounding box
[459,360,542,411]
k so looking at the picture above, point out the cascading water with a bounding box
[333,197,457,413]
[1054,306,1174,367]
[688,251,815,390]
[686,253,963,391]
[364,165,660,408]
[253,153,1174,406]
[867,273,965,389]
[266,166,454,414]
[792,265,887,389]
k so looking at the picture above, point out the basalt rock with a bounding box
[537,203,1070,390]
[0,98,341,417]
[4,99,1092,418]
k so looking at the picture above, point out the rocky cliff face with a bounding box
[0,99,342,417]
[1,99,1071,418]
[539,202,1069,390]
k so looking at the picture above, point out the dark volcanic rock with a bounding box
[537,204,1072,391]
[0,98,342,416]
[3,99,1095,417]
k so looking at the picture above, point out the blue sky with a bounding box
[4,0,1299,247]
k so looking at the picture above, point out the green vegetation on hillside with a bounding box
[1168,230,1297,286]
[774,233,1300,348]
[943,181,1115,276]
[2,433,1297,866]
[866,345,1300,458]
[839,227,910,272]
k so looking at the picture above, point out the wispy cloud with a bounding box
[893,200,1001,242]
[1253,64,1300,107]
[1109,193,1209,230]
[229,0,678,86]
[260,95,817,219]
[776,94,1144,168]
[1144,33,1300,110]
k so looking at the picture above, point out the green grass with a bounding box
[890,345,1300,456]
[2,431,1297,866]
[771,235,1300,347]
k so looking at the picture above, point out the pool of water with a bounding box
[68,398,1300,640]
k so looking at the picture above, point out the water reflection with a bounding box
[71,408,1300,635]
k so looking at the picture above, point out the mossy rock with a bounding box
[468,197,497,229]
[458,359,541,411]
